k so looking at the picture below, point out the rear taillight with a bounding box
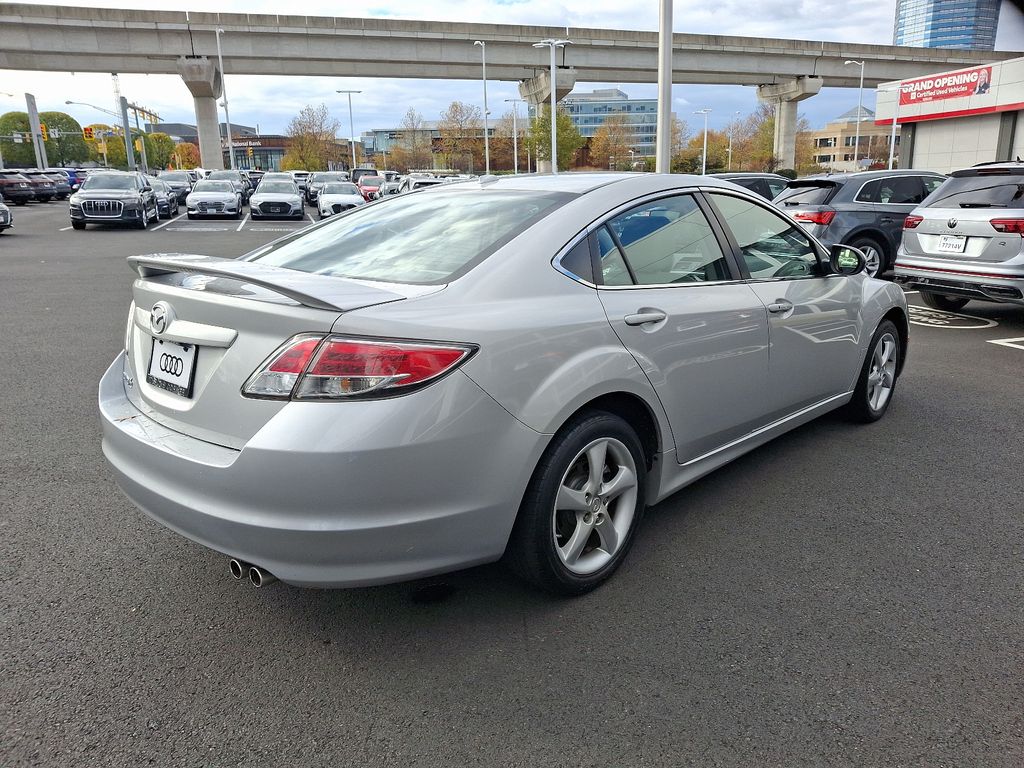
[792,210,835,226]
[243,335,475,400]
[904,215,924,229]
[990,218,1024,234]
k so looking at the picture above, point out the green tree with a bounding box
[0,111,35,167]
[39,111,89,166]
[141,132,176,170]
[525,105,584,171]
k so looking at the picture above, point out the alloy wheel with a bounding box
[860,245,882,277]
[866,332,897,411]
[552,437,639,575]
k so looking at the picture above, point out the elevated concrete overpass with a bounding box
[1,3,1018,168]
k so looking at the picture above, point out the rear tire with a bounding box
[848,236,887,278]
[506,411,647,596]
[844,320,901,423]
[920,292,969,312]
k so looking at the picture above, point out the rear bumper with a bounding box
[99,355,546,587]
[895,253,1024,305]
[1,189,34,203]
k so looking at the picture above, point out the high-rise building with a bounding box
[893,0,1001,50]
[548,89,660,157]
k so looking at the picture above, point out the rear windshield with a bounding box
[244,189,571,284]
[83,175,135,190]
[775,183,836,206]
[922,173,1024,209]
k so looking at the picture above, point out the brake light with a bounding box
[991,218,1024,234]
[243,335,475,400]
[792,210,835,226]
[904,215,924,229]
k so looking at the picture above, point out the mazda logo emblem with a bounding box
[947,218,958,229]
[159,353,184,376]
[150,301,172,335]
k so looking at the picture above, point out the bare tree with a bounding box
[282,104,344,171]
[438,101,482,172]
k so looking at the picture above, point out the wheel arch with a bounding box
[881,305,909,374]
[550,390,664,473]
[843,227,893,258]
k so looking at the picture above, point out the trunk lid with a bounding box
[904,208,1021,262]
[122,254,425,448]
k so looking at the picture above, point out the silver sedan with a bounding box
[185,180,242,219]
[99,174,908,594]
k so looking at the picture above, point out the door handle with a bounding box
[766,300,794,314]
[624,310,667,326]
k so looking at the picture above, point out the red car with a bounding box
[356,175,384,201]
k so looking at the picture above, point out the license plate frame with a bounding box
[146,338,198,398]
[937,234,967,254]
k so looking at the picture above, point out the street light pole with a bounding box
[336,90,361,171]
[474,41,490,174]
[845,60,865,168]
[884,84,902,170]
[694,108,711,174]
[0,91,13,169]
[215,28,235,170]
[533,38,571,174]
[727,110,740,171]
[505,98,524,174]
[655,0,673,173]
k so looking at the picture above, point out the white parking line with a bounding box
[307,213,315,223]
[151,212,185,232]
[987,337,1024,351]
[58,225,72,231]
[236,213,249,232]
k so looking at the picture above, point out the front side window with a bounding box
[709,193,819,280]
[606,195,731,285]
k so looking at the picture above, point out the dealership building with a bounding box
[875,55,1024,172]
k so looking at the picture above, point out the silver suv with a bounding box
[895,162,1024,310]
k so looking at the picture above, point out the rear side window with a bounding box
[558,238,594,284]
[766,179,789,199]
[856,176,925,204]
[246,189,571,285]
[922,173,1024,209]
[775,183,836,206]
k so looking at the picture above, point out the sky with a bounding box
[2,0,1023,142]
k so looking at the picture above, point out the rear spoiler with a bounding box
[127,254,406,312]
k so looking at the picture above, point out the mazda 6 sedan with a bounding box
[99,173,908,595]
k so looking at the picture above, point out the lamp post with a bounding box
[532,38,571,174]
[655,0,673,173]
[215,28,235,170]
[726,110,741,171]
[694,108,711,174]
[845,59,865,169]
[628,148,636,169]
[474,41,490,174]
[881,84,902,170]
[0,91,12,170]
[505,97,525,174]
[336,90,361,171]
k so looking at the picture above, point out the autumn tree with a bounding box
[282,104,344,171]
[389,108,434,172]
[673,129,730,174]
[438,101,482,172]
[590,114,635,170]
[172,142,201,169]
[524,105,585,171]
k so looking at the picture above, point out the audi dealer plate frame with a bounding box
[937,234,968,254]
[146,338,198,398]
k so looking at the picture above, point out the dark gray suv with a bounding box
[774,170,946,277]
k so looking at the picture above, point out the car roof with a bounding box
[710,172,787,180]
[436,172,743,196]
[798,169,945,184]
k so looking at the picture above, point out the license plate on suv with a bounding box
[937,235,967,254]
[146,338,198,398]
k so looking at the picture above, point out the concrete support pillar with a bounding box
[177,56,224,170]
[756,76,822,170]
[519,68,576,173]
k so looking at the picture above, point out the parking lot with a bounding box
[3,201,1023,766]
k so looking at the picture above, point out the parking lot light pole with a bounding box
[694,108,711,174]
[882,84,902,170]
[845,60,865,168]
[532,39,571,174]
[0,91,13,169]
[215,29,235,170]
[505,98,525,174]
[336,90,361,171]
[655,0,672,173]
[474,41,490,174]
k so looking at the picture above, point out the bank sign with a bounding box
[900,66,993,106]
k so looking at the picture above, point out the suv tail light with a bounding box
[903,215,924,229]
[792,210,835,226]
[990,218,1024,234]
[243,335,475,400]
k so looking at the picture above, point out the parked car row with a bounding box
[0,168,79,205]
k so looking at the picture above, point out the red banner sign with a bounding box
[900,66,992,105]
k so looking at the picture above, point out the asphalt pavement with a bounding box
[2,201,1022,767]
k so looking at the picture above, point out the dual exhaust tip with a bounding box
[229,558,277,588]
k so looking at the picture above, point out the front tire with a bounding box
[507,411,647,596]
[920,292,969,312]
[845,320,901,423]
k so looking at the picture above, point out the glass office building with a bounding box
[893,0,1001,50]
[547,89,660,157]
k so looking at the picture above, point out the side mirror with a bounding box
[142,185,152,193]
[829,244,866,276]
[71,183,80,192]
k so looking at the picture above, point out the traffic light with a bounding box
[82,127,94,141]
[134,138,143,152]
[247,146,254,158]
[39,123,48,141]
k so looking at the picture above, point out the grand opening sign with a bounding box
[900,66,992,106]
